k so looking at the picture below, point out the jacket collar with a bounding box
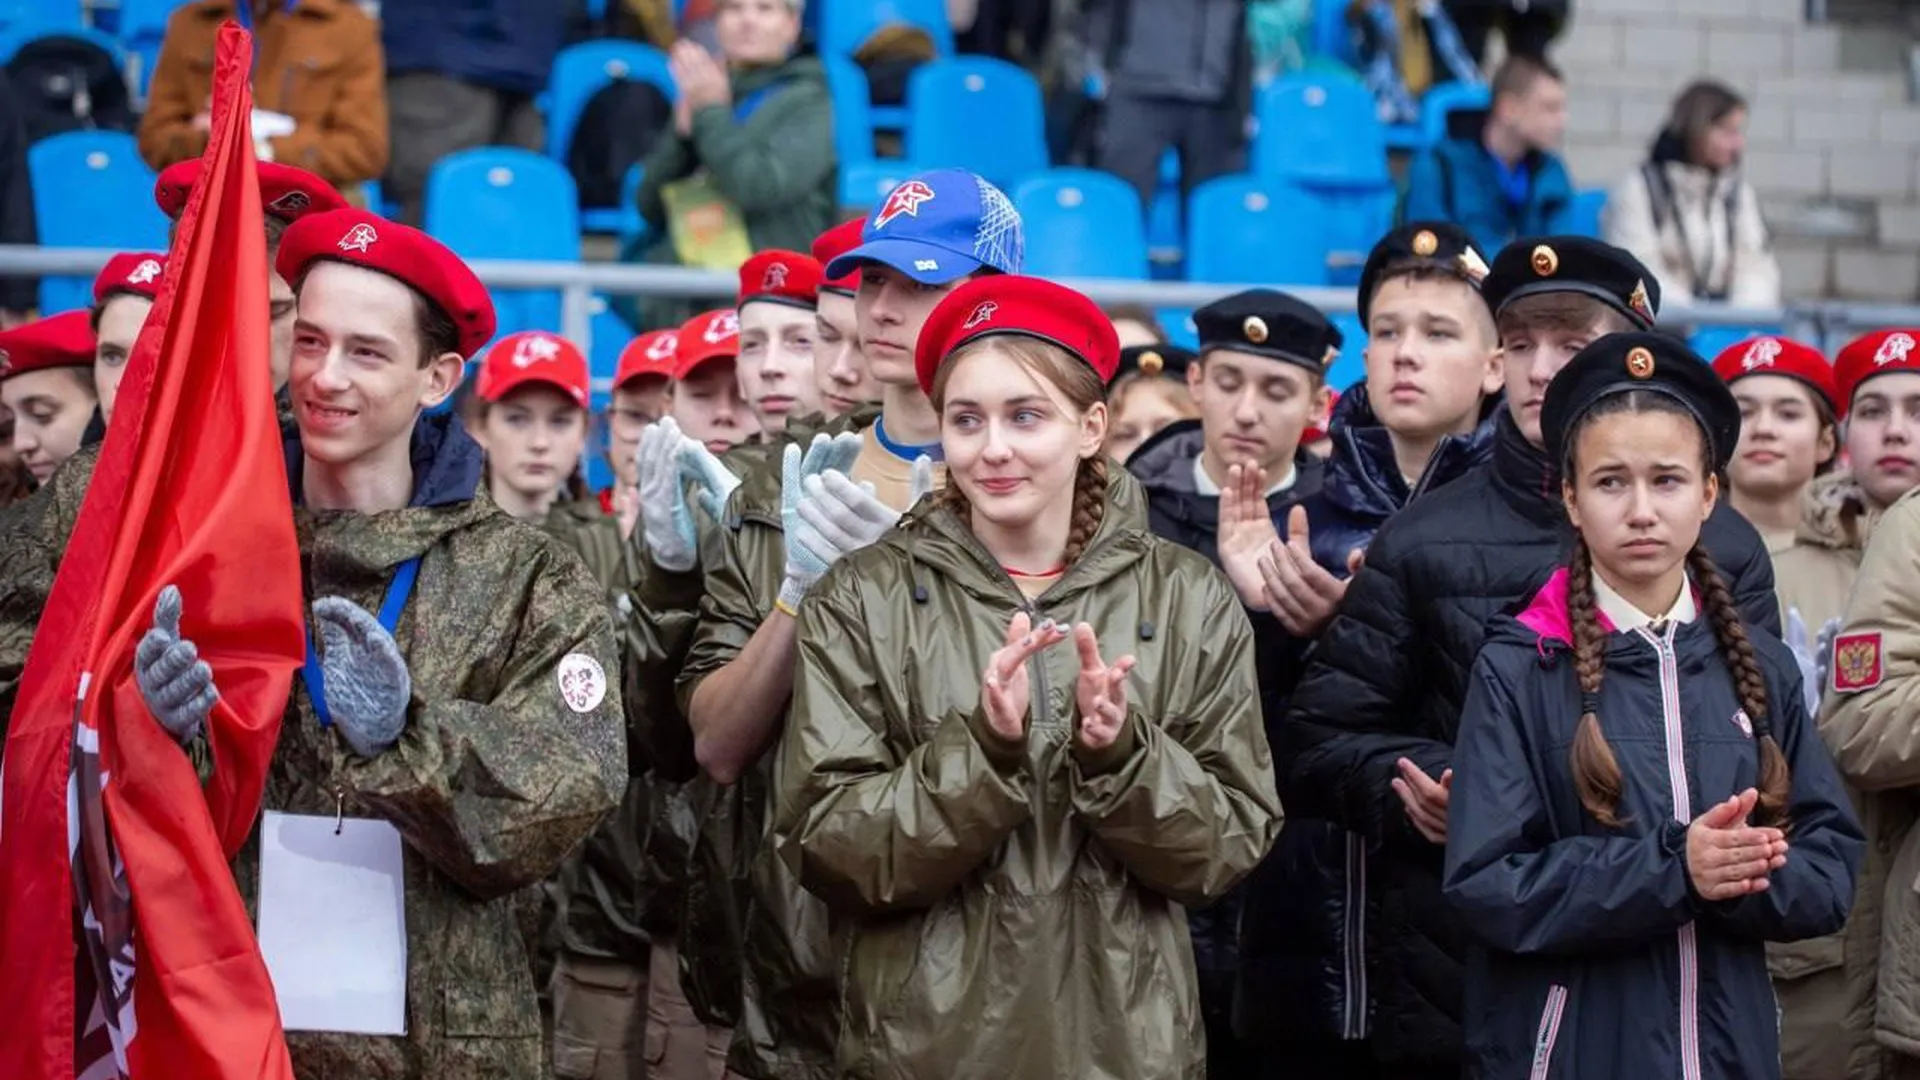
[1490,408,1565,527]
[1795,470,1885,553]
[1323,385,1500,519]
[285,409,485,512]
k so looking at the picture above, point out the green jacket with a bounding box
[231,422,626,1078]
[775,483,1281,1080]
[636,55,837,257]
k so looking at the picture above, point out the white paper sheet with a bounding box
[256,811,408,1035]
[251,108,297,139]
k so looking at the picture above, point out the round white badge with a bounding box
[556,653,607,714]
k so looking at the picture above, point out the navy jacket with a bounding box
[1445,570,1861,1080]
[380,0,567,96]
[1404,135,1575,260]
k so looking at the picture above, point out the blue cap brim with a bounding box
[824,238,982,286]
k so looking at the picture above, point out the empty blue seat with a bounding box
[581,162,648,244]
[819,0,953,60]
[1316,184,1397,287]
[1186,174,1327,286]
[1253,72,1389,189]
[1420,80,1491,147]
[0,0,82,39]
[903,57,1047,188]
[425,148,580,338]
[1012,168,1147,280]
[116,0,180,99]
[1565,188,1607,239]
[822,54,876,170]
[839,159,918,212]
[0,24,125,69]
[542,40,676,164]
[28,130,166,312]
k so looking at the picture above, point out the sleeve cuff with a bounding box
[964,708,1028,774]
[1070,711,1141,776]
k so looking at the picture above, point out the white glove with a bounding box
[777,455,933,611]
[636,418,702,572]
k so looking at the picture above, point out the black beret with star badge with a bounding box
[1356,221,1492,324]
[1541,330,1741,474]
[1192,288,1343,375]
[1117,343,1197,381]
[1482,235,1662,330]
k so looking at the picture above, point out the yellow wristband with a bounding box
[774,597,800,618]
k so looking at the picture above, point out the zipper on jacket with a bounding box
[1529,983,1569,1080]
[1021,601,1054,733]
[1341,829,1367,1038]
[1634,622,1703,1080]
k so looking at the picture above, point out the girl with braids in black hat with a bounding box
[1441,332,1862,1080]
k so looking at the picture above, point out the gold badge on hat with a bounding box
[1411,230,1438,257]
[1139,350,1165,376]
[1626,346,1656,379]
[1628,279,1652,322]
[1244,316,1269,345]
[1531,244,1558,277]
[1457,248,1490,285]
[1322,344,1340,369]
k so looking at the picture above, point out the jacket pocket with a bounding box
[1529,984,1569,1080]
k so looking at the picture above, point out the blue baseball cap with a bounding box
[824,169,1025,286]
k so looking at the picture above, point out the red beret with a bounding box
[92,251,167,306]
[738,250,822,310]
[0,310,95,380]
[616,329,678,387]
[914,275,1119,397]
[810,218,864,296]
[477,331,590,407]
[155,159,348,222]
[676,309,741,380]
[277,208,498,359]
[1836,329,1920,414]
[1711,336,1838,415]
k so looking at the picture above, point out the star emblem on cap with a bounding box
[964,300,998,330]
[762,262,790,291]
[1139,350,1164,376]
[128,259,161,286]
[874,180,936,229]
[704,310,741,344]
[1626,346,1656,379]
[338,223,379,254]
[1243,316,1269,344]
[1411,230,1438,257]
[1741,337,1783,371]
[513,334,562,368]
[1628,280,1652,322]
[1875,332,1916,367]
[1531,244,1558,277]
[645,334,678,361]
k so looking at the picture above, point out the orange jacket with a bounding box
[137,0,387,188]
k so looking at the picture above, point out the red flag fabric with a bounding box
[0,23,302,1080]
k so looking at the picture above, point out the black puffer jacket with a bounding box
[1279,409,1781,1068]
[1233,386,1497,1049]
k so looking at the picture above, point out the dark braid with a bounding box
[1061,457,1109,566]
[1567,538,1628,826]
[1688,544,1792,827]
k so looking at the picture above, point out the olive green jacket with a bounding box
[775,484,1281,1080]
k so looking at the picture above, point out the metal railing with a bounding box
[0,244,1903,363]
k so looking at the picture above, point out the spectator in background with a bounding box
[1605,80,1781,308]
[1402,57,1573,258]
[139,0,387,197]
[1352,0,1482,127]
[1079,0,1250,203]
[1440,0,1567,65]
[0,70,35,327]
[1105,343,1198,463]
[379,0,565,225]
[636,0,835,261]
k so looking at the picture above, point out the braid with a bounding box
[1062,457,1109,566]
[1688,545,1792,827]
[1568,539,1628,826]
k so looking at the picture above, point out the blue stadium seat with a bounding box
[1157,308,1199,351]
[1145,149,1183,274]
[1317,184,1397,287]
[28,130,166,312]
[1565,188,1607,239]
[0,0,83,38]
[839,159,917,211]
[1420,80,1491,147]
[542,40,676,164]
[1185,174,1328,286]
[425,148,581,337]
[903,57,1047,189]
[1691,325,1783,362]
[0,24,125,67]
[819,0,953,61]
[1012,168,1147,280]
[1328,311,1367,392]
[822,54,876,170]
[1253,72,1389,189]
[582,162,648,244]
[116,0,179,100]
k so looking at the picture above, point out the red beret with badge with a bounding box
[1834,329,1920,414]
[276,207,498,359]
[477,331,590,407]
[155,159,348,222]
[0,310,95,380]
[810,218,864,296]
[675,309,741,380]
[92,251,167,306]
[738,250,822,310]
[914,274,1120,396]
[616,329,680,387]
[1710,336,1839,416]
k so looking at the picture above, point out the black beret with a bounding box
[1541,331,1741,474]
[1192,289,1342,375]
[1482,236,1661,330]
[1356,221,1492,324]
[1117,343,1196,381]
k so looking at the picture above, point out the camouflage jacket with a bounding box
[233,416,626,1079]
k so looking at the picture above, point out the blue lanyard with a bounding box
[301,557,420,729]
[872,417,943,463]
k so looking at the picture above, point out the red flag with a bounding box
[0,23,302,1080]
